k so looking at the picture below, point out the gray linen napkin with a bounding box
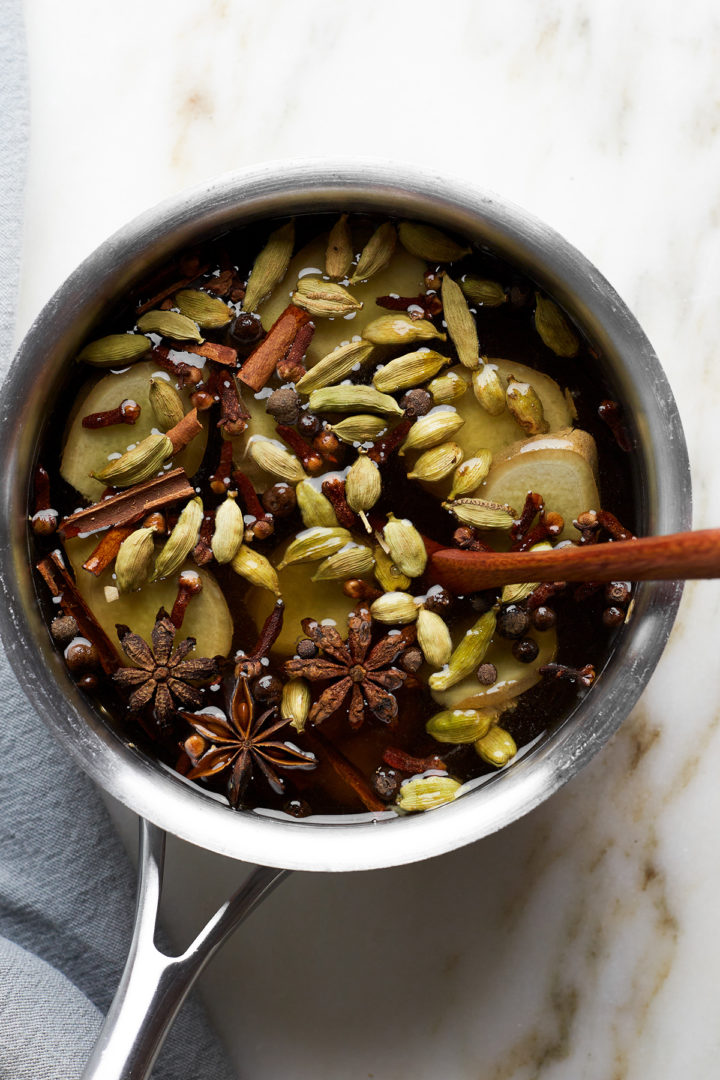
[0,6,234,1078]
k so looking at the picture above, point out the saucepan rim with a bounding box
[0,158,690,872]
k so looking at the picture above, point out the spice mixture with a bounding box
[31,214,635,820]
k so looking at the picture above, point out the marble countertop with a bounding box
[16,1,720,1076]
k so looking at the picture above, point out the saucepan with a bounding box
[0,161,690,1078]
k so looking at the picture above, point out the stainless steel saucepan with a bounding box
[0,161,690,1078]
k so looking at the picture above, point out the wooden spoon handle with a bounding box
[430,528,720,592]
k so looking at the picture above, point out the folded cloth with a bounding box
[0,6,233,1078]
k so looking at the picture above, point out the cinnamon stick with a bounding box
[238,304,310,392]
[37,551,119,673]
[171,340,238,367]
[166,408,203,453]
[59,468,194,539]
[430,528,720,593]
[82,526,134,576]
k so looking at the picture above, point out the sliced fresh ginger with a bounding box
[65,536,233,661]
[480,428,599,541]
[61,361,208,502]
[430,627,557,712]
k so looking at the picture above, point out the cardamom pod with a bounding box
[534,293,580,357]
[426,706,497,744]
[231,544,281,596]
[373,544,411,593]
[370,591,419,625]
[311,542,375,581]
[295,340,374,395]
[407,441,464,483]
[153,497,203,580]
[149,377,185,430]
[277,526,351,569]
[282,678,311,732]
[248,436,307,483]
[92,432,172,487]
[372,349,450,394]
[475,725,517,767]
[345,452,381,529]
[308,385,403,417]
[442,273,480,369]
[362,314,446,346]
[443,498,516,530]
[397,222,471,263]
[174,289,232,329]
[383,514,427,578]
[448,451,493,499]
[460,276,507,307]
[211,493,245,564]
[323,214,352,280]
[428,607,497,691]
[115,527,156,593]
[505,376,549,435]
[500,541,553,604]
[243,220,295,312]
[398,407,465,454]
[296,480,339,528]
[349,222,396,284]
[472,363,506,416]
[77,333,151,367]
[416,608,452,668]
[292,277,362,318]
[329,415,387,445]
[396,775,461,813]
[136,310,203,343]
[428,370,468,404]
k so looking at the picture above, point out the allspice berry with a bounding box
[50,614,79,646]
[266,387,301,426]
[400,647,423,674]
[65,639,100,673]
[476,662,497,686]
[261,483,297,518]
[251,673,284,705]
[496,604,530,639]
[371,766,402,802]
[400,388,433,417]
[296,638,318,659]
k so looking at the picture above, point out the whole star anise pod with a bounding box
[182,676,316,808]
[113,609,220,725]
[284,608,416,729]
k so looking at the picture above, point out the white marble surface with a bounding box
[17,1,720,1076]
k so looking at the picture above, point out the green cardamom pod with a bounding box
[277,526,351,569]
[442,273,479,370]
[292,277,362,318]
[372,348,450,393]
[383,514,427,578]
[362,313,446,346]
[426,706,497,744]
[295,340,374,394]
[329,415,388,445]
[92,432,173,487]
[149,377,185,430]
[349,222,397,284]
[428,607,497,691]
[399,407,465,454]
[397,222,471,263]
[500,542,553,604]
[296,481,339,528]
[243,220,295,312]
[115,527,156,593]
[428,370,468,404]
[407,441,463,483]
[474,725,517,767]
[345,452,382,528]
[505,376,549,435]
[153,497,203,580]
[448,451,493,499]
[472,363,506,416]
[211,493,245,564]
[309,385,403,417]
[311,542,375,581]
[534,293,580,357]
[325,214,353,280]
[231,545,281,596]
[460,276,507,307]
[248,436,307,483]
[416,608,453,668]
[282,678,311,732]
[174,289,232,329]
[396,775,462,812]
[443,498,516,530]
[370,591,419,625]
[373,544,411,593]
[77,333,151,367]
[136,310,203,343]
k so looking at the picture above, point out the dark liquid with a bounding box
[31,213,636,820]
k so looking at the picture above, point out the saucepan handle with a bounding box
[81,819,288,1080]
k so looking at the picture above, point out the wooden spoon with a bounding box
[430,528,720,593]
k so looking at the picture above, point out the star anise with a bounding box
[113,609,220,725]
[284,608,416,729]
[182,676,316,808]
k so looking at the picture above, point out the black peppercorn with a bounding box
[251,673,283,705]
[400,388,433,417]
[512,637,539,663]
[468,590,497,615]
[261,483,297,518]
[602,606,626,628]
[64,638,100,673]
[476,662,497,686]
[50,614,79,646]
[604,581,631,606]
[265,387,301,426]
[531,605,556,631]
[297,411,321,438]
[229,311,263,347]
[284,798,312,818]
[371,766,402,802]
[78,673,99,691]
[496,604,530,639]
[296,638,318,659]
